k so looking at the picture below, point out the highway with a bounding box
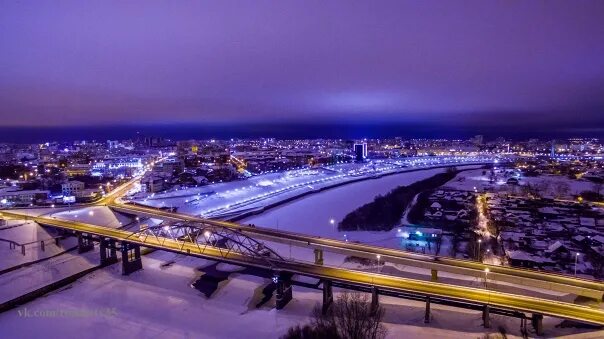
[1,210,603,325]
[110,202,604,300]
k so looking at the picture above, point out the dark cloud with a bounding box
[1,1,603,130]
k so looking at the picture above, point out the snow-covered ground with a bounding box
[0,249,97,304]
[444,168,598,200]
[48,206,135,228]
[521,175,597,199]
[0,207,140,304]
[1,250,598,338]
[0,220,77,269]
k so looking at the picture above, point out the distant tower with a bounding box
[474,135,484,145]
[550,140,555,158]
[353,143,367,162]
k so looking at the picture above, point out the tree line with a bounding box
[338,168,459,231]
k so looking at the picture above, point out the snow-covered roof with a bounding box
[592,235,604,245]
[500,231,523,242]
[507,250,546,263]
[538,207,558,214]
[544,223,565,232]
[546,241,568,253]
[430,202,442,209]
[532,240,549,249]
[580,217,595,227]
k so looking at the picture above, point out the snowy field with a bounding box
[0,249,97,304]
[0,220,77,269]
[1,250,599,339]
[49,206,135,228]
[0,207,139,305]
[444,168,598,200]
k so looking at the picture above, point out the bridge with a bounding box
[110,202,604,300]
[100,163,604,302]
[1,209,603,335]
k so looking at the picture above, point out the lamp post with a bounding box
[376,254,381,273]
[484,268,489,289]
[575,253,580,276]
[477,239,482,262]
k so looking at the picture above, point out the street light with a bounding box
[484,268,489,289]
[477,239,482,261]
[575,253,580,276]
[376,254,381,273]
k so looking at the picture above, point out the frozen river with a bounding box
[243,165,480,244]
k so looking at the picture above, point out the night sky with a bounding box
[1,1,604,138]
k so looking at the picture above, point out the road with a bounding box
[1,210,603,325]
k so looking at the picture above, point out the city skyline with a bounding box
[1,2,604,337]
[1,1,604,134]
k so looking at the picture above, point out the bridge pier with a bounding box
[314,249,324,265]
[77,233,94,253]
[275,272,293,310]
[424,296,431,323]
[370,286,379,315]
[431,269,438,282]
[482,305,491,328]
[121,242,142,275]
[520,317,528,337]
[532,313,543,336]
[100,238,118,266]
[322,280,333,314]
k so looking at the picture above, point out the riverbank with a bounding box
[229,163,489,222]
[338,169,462,231]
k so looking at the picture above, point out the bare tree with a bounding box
[435,236,443,256]
[520,183,534,197]
[553,182,570,199]
[592,181,603,197]
[534,180,550,197]
[313,291,387,339]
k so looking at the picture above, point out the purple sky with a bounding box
[1,1,603,130]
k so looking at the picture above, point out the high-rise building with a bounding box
[353,143,367,162]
